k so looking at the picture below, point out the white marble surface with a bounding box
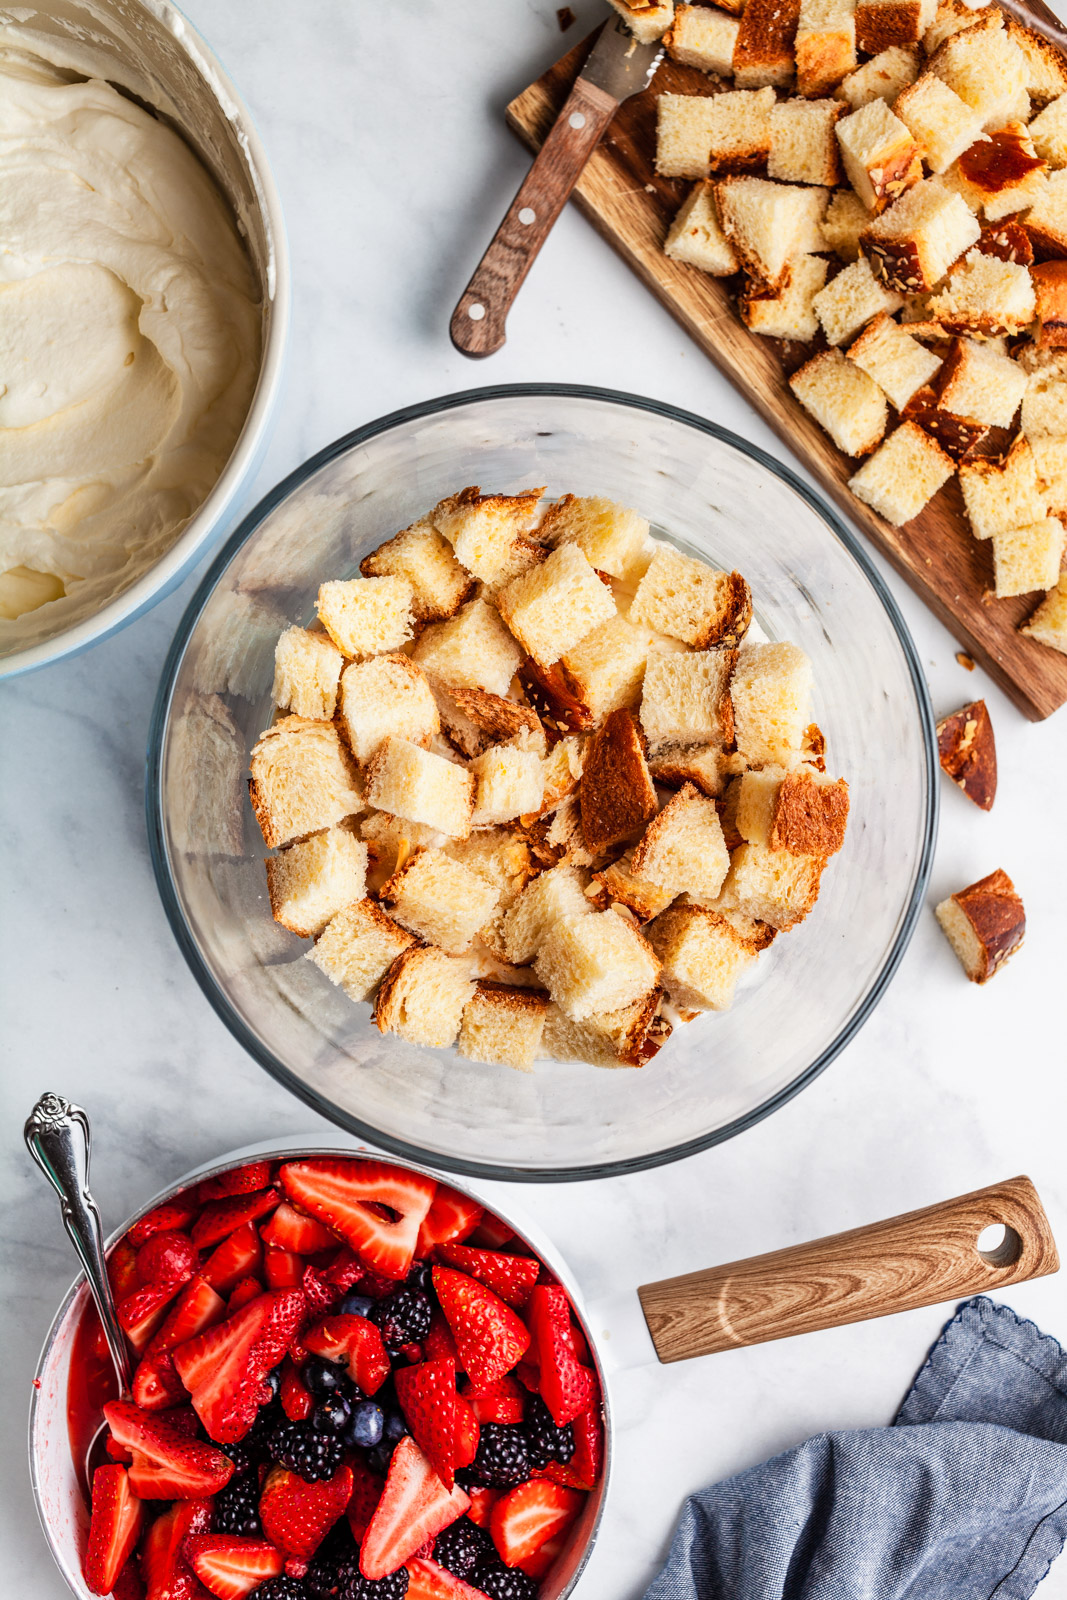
[3,2,1067,1595]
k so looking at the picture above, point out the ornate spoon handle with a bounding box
[25,1093,132,1392]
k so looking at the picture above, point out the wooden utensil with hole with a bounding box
[638,1176,1058,1362]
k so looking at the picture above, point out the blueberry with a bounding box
[367,1442,394,1476]
[345,1400,385,1448]
[341,1292,374,1319]
[313,1396,351,1434]
[405,1260,433,1293]
[383,1410,409,1443]
[304,1357,342,1397]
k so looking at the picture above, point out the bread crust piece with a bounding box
[855,0,929,54]
[732,0,801,86]
[579,709,659,854]
[770,767,850,854]
[1032,262,1067,348]
[934,867,1025,983]
[436,685,544,760]
[936,699,997,811]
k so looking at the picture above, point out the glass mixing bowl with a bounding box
[147,385,937,1180]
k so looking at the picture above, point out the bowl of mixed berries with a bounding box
[31,1148,606,1600]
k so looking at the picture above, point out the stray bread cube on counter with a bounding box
[307,898,415,1003]
[630,782,731,902]
[339,653,439,763]
[740,255,829,340]
[273,627,344,721]
[497,543,616,669]
[893,72,985,173]
[835,98,922,210]
[1021,573,1067,654]
[317,576,414,658]
[413,597,523,696]
[640,648,736,748]
[730,641,813,767]
[458,981,549,1071]
[959,438,1046,539]
[469,743,544,826]
[360,516,474,621]
[860,176,981,291]
[835,43,919,107]
[846,312,941,409]
[630,545,751,647]
[723,841,825,928]
[266,828,368,939]
[795,0,857,98]
[665,182,742,274]
[373,945,475,1048]
[539,494,649,578]
[812,255,903,345]
[365,737,474,839]
[647,906,759,1010]
[991,518,1066,597]
[249,717,364,849]
[381,847,500,954]
[848,421,955,525]
[534,910,662,1021]
[433,486,542,585]
[737,764,850,853]
[935,867,1025,983]
[667,4,741,74]
[791,346,889,456]
[936,698,997,811]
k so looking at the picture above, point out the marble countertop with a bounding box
[4,2,1067,1595]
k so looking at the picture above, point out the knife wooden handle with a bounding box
[450,73,617,357]
[638,1176,1059,1364]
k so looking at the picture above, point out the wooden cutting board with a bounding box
[505,24,1067,720]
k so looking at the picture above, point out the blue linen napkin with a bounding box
[644,1297,1067,1600]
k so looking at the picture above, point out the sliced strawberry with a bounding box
[202,1223,263,1293]
[119,1284,184,1353]
[432,1268,530,1390]
[279,1357,313,1421]
[395,1359,458,1490]
[544,1405,603,1491]
[324,1247,366,1292]
[424,1311,461,1369]
[466,1215,516,1251]
[525,1286,596,1427]
[185,1536,284,1600]
[111,1560,147,1600]
[147,1277,228,1358]
[514,1361,540,1393]
[279,1159,436,1280]
[128,1200,198,1249]
[436,1245,539,1310]
[228,1277,264,1312]
[191,1190,279,1250]
[490,1479,583,1568]
[301,1263,341,1319]
[261,1202,338,1255]
[106,1435,134,1464]
[104,1401,234,1500]
[172,1288,304,1443]
[136,1231,197,1290]
[139,1497,213,1600]
[84,1464,145,1596]
[302,1314,390,1395]
[264,1248,303,1289]
[109,1241,141,1304]
[452,1393,479,1470]
[465,1486,502,1530]
[568,1317,592,1367]
[405,1557,485,1598]
[517,1527,568,1581]
[461,1373,525,1426]
[414,1186,484,1256]
[259,1463,353,1560]
[132,1350,186,1411]
[347,1459,384,1542]
[360,1438,469,1581]
[198,1162,275,1201]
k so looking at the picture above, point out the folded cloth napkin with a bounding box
[645,1297,1067,1600]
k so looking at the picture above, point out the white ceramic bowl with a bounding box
[0,0,289,678]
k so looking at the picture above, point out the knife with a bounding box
[450,16,664,358]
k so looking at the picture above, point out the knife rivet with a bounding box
[569,111,586,129]
[467,303,486,321]
[519,207,536,225]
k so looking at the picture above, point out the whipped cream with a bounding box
[0,46,261,650]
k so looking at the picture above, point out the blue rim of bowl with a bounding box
[146,382,939,1183]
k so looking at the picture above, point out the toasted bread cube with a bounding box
[991,517,1065,597]
[1032,260,1067,349]
[630,546,752,647]
[795,185,835,252]
[534,910,661,1021]
[846,311,942,408]
[1021,572,1067,653]
[706,88,780,172]
[656,92,723,179]
[790,347,889,454]
[723,840,825,928]
[959,438,1047,539]
[608,0,675,43]
[1004,14,1067,110]
[769,98,844,185]
[1028,94,1067,169]
[458,981,550,1071]
[560,615,653,721]
[836,98,923,208]
[266,828,369,939]
[835,44,920,108]
[365,737,474,839]
[592,853,676,921]
[936,698,997,811]
[1021,352,1067,439]
[382,847,500,954]
[647,905,759,1009]
[503,863,592,965]
[732,0,800,87]
[497,544,616,670]
[952,123,1047,222]
[539,992,667,1067]
[894,72,986,172]
[469,744,545,826]
[373,945,475,1048]
[249,717,364,849]
[715,175,821,286]
[338,654,439,764]
[730,641,814,767]
[433,487,542,585]
[855,0,935,53]
[316,577,413,659]
[307,897,415,1002]
[631,782,731,901]
[1026,169,1067,258]
[445,828,538,908]
[848,419,955,523]
[647,743,730,797]
[539,495,649,578]
[922,0,1000,58]
[812,255,904,345]
[740,255,829,340]
[272,627,344,720]
[935,867,1025,982]
[796,0,858,97]
[930,28,1029,131]
[665,182,742,274]
[820,188,870,258]
[1032,437,1067,517]
[413,598,523,696]
[935,338,1026,429]
[640,647,736,748]
[860,176,981,290]
[668,4,741,73]
[360,518,475,622]
[580,708,660,854]
[737,763,849,853]
[539,734,586,813]
[436,685,545,761]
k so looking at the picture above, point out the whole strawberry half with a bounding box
[197,1161,275,1201]
[279,1159,437,1280]
[360,1438,469,1581]
[394,1358,458,1490]
[261,1201,338,1255]
[201,1222,263,1294]
[490,1478,584,1568]
[405,1556,485,1598]
[258,1462,353,1560]
[431,1267,530,1390]
[84,1464,144,1596]
[103,1401,233,1500]
[191,1189,279,1250]
[135,1231,197,1290]
[436,1244,539,1310]
[171,1289,304,1443]
[133,1278,228,1410]
[524,1285,596,1427]
[139,1496,212,1600]
[184,1535,284,1599]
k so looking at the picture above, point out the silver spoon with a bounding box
[25,1092,132,1497]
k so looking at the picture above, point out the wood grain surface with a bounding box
[506,26,1067,720]
[637,1175,1059,1363]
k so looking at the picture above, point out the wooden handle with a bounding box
[450,74,617,357]
[638,1176,1059,1364]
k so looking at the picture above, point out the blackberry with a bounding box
[369,1285,432,1348]
[468,1423,530,1488]
[253,1579,310,1600]
[431,1516,494,1579]
[474,1564,538,1600]
[523,1394,575,1469]
[213,1473,261,1536]
[337,1565,409,1598]
[243,1398,284,1462]
[305,1523,358,1598]
[269,1419,344,1481]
